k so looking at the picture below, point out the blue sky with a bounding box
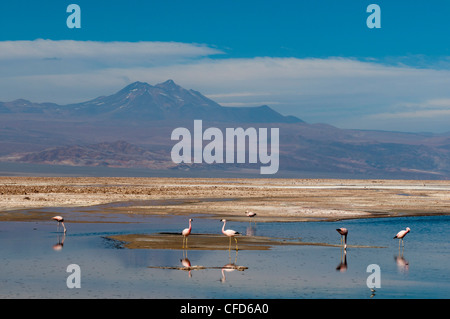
[1,1,450,132]
[3,1,449,59]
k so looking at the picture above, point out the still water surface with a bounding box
[0,211,449,298]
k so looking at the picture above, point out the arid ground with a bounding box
[1,177,449,223]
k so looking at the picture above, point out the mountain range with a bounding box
[1,80,449,179]
[0,80,301,123]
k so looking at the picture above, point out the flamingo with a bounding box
[336,227,348,249]
[394,227,410,247]
[52,216,66,233]
[245,210,257,225]
[245,210,256,218]
[182,218,193,249]
[220,219,240,251]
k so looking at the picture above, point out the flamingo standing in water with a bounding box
[394,227,410,247]
[220,219,240,251]
[52,216,66,233]
[182,218,193,249]
[245,210,257,225]
[245,210,256,218]
[336,227,348,249]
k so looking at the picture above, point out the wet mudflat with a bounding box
[0,208,449,298]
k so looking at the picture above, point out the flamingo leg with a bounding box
[186,236,188,249]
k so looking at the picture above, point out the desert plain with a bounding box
[1,176,449,223]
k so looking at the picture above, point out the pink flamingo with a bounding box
[245,210,257,225]
[182,218,193,249]
[221,219,240,251]
[336,227,348,249]
[245,210,256,218]
[52,216,66,233]
[394,227,410,247]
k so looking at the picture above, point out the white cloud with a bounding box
[368,98,450,122]
[0,39,222,63]
[370,109,450,119]
[206,92,273,99]
[394,98,450,109]
[0,39,224,103]
[1,40,450,132]
[219,101,282,107]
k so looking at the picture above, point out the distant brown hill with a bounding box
[13,141,172,169]
[1,80,449,179]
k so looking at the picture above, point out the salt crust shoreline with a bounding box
[1,177,449,222]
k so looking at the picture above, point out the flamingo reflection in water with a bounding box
[394,240,409,273]
[246,224,256,236]
[394,254,409,273]
[336,248,348,272]
[220,264,236,283]
[52,232,66,251]
[180,249,192,278]
[220,249,239,283]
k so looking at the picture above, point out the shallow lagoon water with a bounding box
[0,212,449,298]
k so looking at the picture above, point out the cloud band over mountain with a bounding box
[1,39,450,133]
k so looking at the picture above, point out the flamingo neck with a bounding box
[222,221,226,234]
